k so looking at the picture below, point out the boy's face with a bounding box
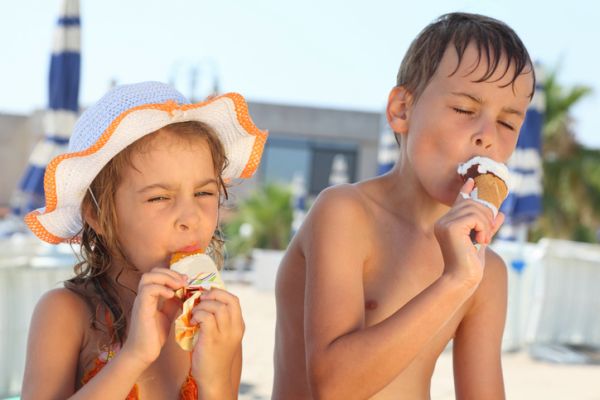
[114,130,220,273]
[401,42,533,205]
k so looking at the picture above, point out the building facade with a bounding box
[0,101,386,207]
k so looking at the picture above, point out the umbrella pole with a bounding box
[511,223,528,350]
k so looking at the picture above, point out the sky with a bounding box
[1,0,599,148]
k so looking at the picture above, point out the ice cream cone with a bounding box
[473,174,508,210]
[458,156,511,217]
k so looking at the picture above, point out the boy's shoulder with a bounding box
[299,183,377,254]
[483,247,509,282]
[467,247,509,311]
[309,183,373,223]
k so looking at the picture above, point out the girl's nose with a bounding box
[175,199,200,231]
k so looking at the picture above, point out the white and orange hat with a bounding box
[25,81,268,244]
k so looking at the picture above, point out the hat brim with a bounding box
[26,93,267,244]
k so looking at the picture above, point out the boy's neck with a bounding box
[378,163,450,232]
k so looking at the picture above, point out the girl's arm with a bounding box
[231,343,243,395]
[453,250,508,400]
[22,267,186,400]
[20,288,146,400]
[191,288,245,400]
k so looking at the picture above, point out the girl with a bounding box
[20,81,267,399]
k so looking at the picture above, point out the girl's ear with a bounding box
[83,200,104,236]
[386,86,413,135]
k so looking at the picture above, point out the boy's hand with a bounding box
[434,178,504,288]
[122,268,187,368]
[190,288,245,392]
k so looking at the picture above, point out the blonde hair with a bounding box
[65,121,228,344]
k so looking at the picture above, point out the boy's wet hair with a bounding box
[66,121,228,345]
[397,12,535,101]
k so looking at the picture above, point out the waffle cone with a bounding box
[474,174,508,209]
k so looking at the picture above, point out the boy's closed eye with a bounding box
[452,107,474,115]
[452,107,516,131]
[497,120,515,131]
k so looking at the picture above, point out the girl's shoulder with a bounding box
[21,288,93,397]
[33,287,91,336]
[38,287,90,313]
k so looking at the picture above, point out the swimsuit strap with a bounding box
[104,306,114,336]
[179,352,198,399]
[80,305,141,399]
[83,305,197,399]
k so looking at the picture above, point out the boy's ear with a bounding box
[386,86,413,135]
[83,201,103,236]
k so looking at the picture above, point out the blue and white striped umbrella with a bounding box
[499,64,545,238]
[291,173,307,237]
[377,111,399,175]
[12,0,80,216]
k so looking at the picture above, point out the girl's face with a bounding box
[114,130,220,273]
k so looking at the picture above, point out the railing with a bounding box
[493,238,600,362]
[1,236,599,397]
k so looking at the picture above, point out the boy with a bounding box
[273,12,534,399]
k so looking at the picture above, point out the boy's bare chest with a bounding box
[362,231,464,340]
[360,234,467,392]
[363,232,441,309]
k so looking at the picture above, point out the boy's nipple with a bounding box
[365,299,379,311]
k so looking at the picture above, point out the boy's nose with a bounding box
[473,118,496,150]
[474,137,492,148]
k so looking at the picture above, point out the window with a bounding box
[260,136,358,196]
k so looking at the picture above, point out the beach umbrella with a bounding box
[499,64,545,241]
[12,0,80,216]
[497,67,545,350]
[329,154,350,186]
[290,173,307,237]
[377,111,398,175]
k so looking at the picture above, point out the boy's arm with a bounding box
[303,186,482,400]
[453,250,508,400]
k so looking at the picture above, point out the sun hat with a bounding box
[25,81,268,244]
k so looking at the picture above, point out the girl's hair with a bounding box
[65,120,229,345]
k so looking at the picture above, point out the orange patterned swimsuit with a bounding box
[81,309,198,399]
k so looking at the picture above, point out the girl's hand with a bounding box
[434,178,505,288]
[122,268,187,368]
[190,288,245,391]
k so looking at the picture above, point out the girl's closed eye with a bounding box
[148,195,170,203]
[195,191,215,197]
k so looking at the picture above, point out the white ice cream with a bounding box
[457,156,511,218]
[457,156,511,190]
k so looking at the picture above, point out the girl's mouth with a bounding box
[176,243,202,253]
